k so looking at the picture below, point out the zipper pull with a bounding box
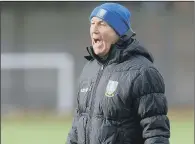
[101,65,104,70]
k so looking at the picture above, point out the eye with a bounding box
[100,22,106,26]
[90,20,95,25]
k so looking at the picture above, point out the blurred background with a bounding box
[1,1,194,144]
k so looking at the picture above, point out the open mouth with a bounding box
[93,38,101,44]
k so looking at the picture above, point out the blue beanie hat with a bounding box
[89,3,132,36]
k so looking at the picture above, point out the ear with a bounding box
[112,32,120,44]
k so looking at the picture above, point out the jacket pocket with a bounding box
[101,130,119,144]
[99,119,120,144]
[115,130,124,144]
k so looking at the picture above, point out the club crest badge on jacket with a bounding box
[105,80,118,97]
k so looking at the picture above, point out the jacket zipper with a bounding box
[85,64,105,144]
[89,64,104,116]
[85,82,93,109]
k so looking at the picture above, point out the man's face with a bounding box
[90,17,119,57]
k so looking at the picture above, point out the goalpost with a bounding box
[1,53,75,115]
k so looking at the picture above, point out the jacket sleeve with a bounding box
[132,67,170,144]
[66,96,80,144]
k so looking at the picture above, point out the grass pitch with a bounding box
[1,110,194,144]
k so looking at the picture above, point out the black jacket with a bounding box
[66,33,170,144]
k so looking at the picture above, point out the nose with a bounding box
[93,29,99,35]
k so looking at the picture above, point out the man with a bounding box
[67,3,170,144]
